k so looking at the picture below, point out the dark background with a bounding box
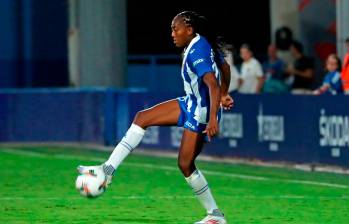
[127,0,271,55]
[0,0,271,88]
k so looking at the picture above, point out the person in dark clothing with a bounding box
[285,41,315,94]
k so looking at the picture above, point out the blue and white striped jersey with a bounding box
[180,35,222,124]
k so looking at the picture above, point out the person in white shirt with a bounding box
[238,44,264,94]
[221,44,239,93]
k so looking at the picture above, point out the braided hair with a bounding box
[175,11,225,64]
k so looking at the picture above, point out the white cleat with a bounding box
[77,165,101,175]
[77,165,113,187]
[195,210,227,224]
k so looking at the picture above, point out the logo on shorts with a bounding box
[185,121,196,130]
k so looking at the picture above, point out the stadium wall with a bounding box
[0,88,349,167]
[0,0,68,88]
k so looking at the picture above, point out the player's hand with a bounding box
[203,117,219,142]
[220,94,234,110]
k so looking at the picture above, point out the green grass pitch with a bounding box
[1,145,349,223]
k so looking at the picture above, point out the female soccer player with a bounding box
[79,11,233,224]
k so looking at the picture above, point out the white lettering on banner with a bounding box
[142,126,159,144]
[257,104,285,152]
[171,127,184,147]
[319,109,349,148]
[331,148,341,157]
[257,105,285,142]
[220,114,243,138]
[269,143,279,152]
[220,113,243,148]
[229,139,237,147]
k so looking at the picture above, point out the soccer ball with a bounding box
[75,168,107,198]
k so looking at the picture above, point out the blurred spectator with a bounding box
[221,44,239,93]
[285,41,315,94]
[262,44,288,93]
[341,37,349,94]
[313,54,342,95]
[275,26,295,67]
[237,44,264,94]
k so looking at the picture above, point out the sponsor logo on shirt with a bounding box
[193,58,204,67]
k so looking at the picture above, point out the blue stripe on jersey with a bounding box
[180,35,221,124]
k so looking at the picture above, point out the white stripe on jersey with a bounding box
[180,34,220,124]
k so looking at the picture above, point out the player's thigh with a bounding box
[133,99,181,128]
[178,129,204,164]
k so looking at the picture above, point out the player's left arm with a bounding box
[203,72,220,141]
[219,61,230,95]
[219,61,234,110]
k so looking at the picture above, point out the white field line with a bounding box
[1,148,349,190]
[0,195,349,201]
[0,196,195,201]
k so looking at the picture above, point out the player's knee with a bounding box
[178,158,193,176]
[133,111,148,128]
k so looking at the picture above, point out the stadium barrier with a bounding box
[128,54,181,92]
[0,88,349,167]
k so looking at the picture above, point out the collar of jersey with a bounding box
[182,34,201,71]
[184,34,200,56]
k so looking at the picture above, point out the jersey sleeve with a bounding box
[188,46,215,78]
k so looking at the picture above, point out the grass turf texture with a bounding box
[1,145,349,223]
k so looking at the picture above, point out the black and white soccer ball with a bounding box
[75,168,107,198]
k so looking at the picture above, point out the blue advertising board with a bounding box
[131,93,349,167]
[0,88,348,167]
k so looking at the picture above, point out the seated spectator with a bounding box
[262,44,289,93]
[285,41,315,94]
[341,37,349,94]
[237,44,264,94]
[313,54,343,95]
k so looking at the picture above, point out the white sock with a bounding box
[104,124,145,175]
[185,169,219,214]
